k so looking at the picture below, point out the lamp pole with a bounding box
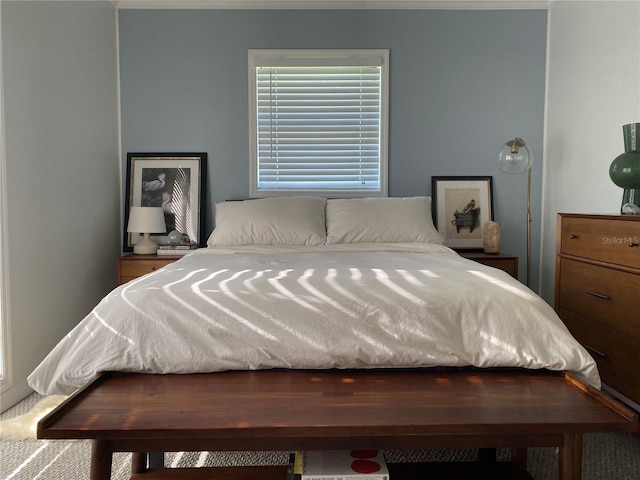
[526,166,531,288]
[497,138,533,288]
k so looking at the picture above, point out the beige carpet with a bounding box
[2,393,639,480]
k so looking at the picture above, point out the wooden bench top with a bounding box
[39,369,637,450]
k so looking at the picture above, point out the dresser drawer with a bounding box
[559,216,640,268]
[557,258,640,339]
[558,307,640,404]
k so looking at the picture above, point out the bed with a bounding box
[30,196,637,479]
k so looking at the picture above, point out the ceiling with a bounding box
[113,0,554,9]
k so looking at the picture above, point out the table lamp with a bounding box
[127,206,166,255]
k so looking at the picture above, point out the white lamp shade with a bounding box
[127,207,167,234]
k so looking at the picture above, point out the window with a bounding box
[249,49,389,198]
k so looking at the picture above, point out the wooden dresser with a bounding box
[555,213,640,407]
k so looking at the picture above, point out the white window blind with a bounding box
[249,50,389,197]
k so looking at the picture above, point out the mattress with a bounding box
[28,243,599,395]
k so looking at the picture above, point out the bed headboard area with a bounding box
[207,196,443,247]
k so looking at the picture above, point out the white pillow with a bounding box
[325,196,443,244]
[207,197,327,246]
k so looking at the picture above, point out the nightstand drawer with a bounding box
[557,258,639,339]
[118,255,181,285]
[560,216,640,268]
[120,258,175,277]
[456,252,518,278]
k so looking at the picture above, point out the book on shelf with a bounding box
[288,450,389,480]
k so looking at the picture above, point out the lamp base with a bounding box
[133,234,159,255]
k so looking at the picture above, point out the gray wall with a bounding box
[1,1,120,409]
[119,9,547,287]
[0,5,548,410]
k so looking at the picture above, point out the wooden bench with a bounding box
[38,369,638,480]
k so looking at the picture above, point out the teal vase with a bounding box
[609,123,640,214]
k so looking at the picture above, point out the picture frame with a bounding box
[124,153,207,252]
[431,176,494,249]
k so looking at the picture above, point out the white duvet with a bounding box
[28,244,600,395]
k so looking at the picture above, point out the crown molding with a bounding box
[114,0,552,10]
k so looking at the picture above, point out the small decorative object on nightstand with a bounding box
[168,229,184,244]
[482,221,501,254]
[127,206,166,255]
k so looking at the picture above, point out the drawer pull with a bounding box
[630,241,639,248]
[569,234,578,239]
[584,290,610,300]
[583,344,607,359]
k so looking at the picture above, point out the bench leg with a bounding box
[132,453,147,474]
[559,433,583,480]
[90,440,113,480]
[511,447,528,470]
[132,452,164,473]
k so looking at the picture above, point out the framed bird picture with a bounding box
[431,176,493,249]
[124,153,207,252]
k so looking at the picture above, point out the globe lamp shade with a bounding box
[497,138,533,175]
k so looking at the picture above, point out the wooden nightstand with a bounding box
[118,254,183,285]
[456,251,518,279]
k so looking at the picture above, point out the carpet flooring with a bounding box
[2,393,639,480]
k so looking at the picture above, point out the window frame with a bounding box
[248,49,389,198]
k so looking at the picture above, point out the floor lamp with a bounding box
[497,138,533,287]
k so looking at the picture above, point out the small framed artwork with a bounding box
[431,176,493,249]
[124,153,207,252]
